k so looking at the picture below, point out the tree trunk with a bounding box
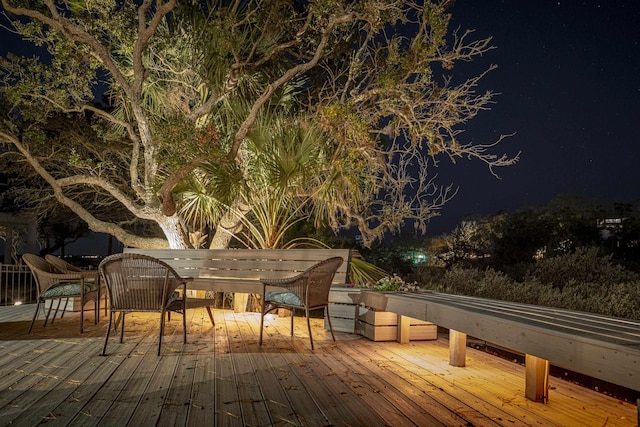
[158,215,191,249]
[209,227,234,249]
[208,202,250,249]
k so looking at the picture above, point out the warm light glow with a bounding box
[14,301,22,306]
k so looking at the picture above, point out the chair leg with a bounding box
[158,311,165,356]
[95,290,100,323]
[259,301,266,346]
[182,307,187,344]
[102,311,113,356]
[325,304,336,342]
[120,313,125,343]
[290,309,294,336]
[43,300,55,327]
[28,301,41,333]
[205,306,215,326]
[306,307,314,351]
[80,299,85,333]
[51,298,62,323]
[60,297,70,318]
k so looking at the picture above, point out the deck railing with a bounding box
[0,264,35,306]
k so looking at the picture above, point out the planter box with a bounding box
[356,309,437,342]
[324,287,362,334]
[356,322,437,342]
[324,287,437,341]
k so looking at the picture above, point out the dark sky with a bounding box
[425,0,640,234]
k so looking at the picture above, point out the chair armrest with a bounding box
[78,270,99,281]
[261,273,307,290]
[169,276,194,297]
[36,271,89,296]
[261,274,310,302]
[39,271,84,282]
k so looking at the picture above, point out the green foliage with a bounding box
[417,246,640,320]
[350,273,419,292]
[348,257,389,286]
[528,246,636,290]
[0,1,513,249]
[441,194,640,271]
[360,235,428,276]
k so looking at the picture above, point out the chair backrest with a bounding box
[305,257,344,309]
[23,253,61,295]
[23,253,56,274]
[98,253,184,312]
[45,254,83,273]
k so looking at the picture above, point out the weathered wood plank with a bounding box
[0,339,85,423]
[242,313,333,426]
[265,315,387,426]
[125,347,182,425]
[25,345,125,426]
[381,338,634,427]
[124,248,352,285]
[231,312,300,426]
[376,291,640,393]
[0,305,636,427]
[332,335,501,426]
[154,310,213,425]
[213,311,243,426]
[68,320,160,426]
[184,330,216,426]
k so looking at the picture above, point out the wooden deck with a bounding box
[0,304,636,426]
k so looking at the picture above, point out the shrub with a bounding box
[414,246,640,320]
[530,247,638,289]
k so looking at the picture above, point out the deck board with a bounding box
[0,304,636,426]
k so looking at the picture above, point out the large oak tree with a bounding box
[0,0,517,249]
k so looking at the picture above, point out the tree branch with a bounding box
[227,13,355,160]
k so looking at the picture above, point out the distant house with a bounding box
[597,218,623,241]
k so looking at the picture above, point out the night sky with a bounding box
[427,0,640,234]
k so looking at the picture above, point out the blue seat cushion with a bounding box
[265,290,302,307]
[41,282,98,299]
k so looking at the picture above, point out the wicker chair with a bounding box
[23,253,100,333]
[259,256,343,350]
[98,253,193,356]
[44,254,105,319]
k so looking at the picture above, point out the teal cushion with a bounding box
[41,282,97,298]
[265,290,302,307]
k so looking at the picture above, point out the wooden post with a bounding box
[397,315,411,344]
[525,354,549,403]
[449,330,467,367]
